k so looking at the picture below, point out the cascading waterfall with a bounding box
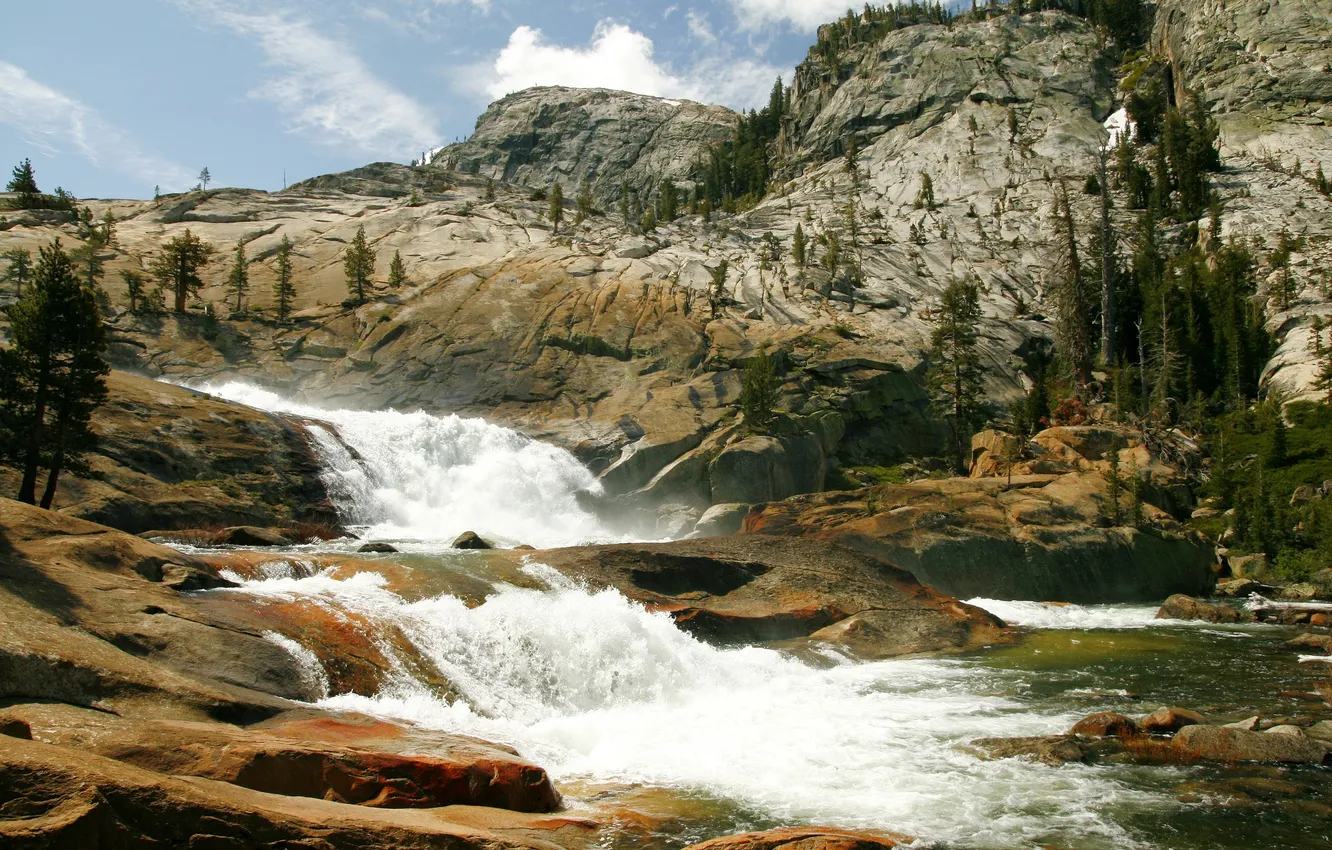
[188,381,617,548]
[221,563,1173,849]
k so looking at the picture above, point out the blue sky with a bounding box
[0,0,859,200]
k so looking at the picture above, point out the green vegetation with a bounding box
[4,248,32,297]
[0,239,109,507]
[342,225,375,305]
[740,353,781,433]
[548,182,564,233]
[927,277,986,472]
[150,229,215,314]
[272,235,296,323]
[388,250,409,288]
[226,240,249,312]
[6,158,75,211]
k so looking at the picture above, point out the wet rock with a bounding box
[684,826,909,850]
[690,503,751,538]
[1172,725,1330,764]
[1225,717,1262,731]
[1227,554,1270,579]
[657,503,703,539]
[452,531,493,550]
[357,542,399,553]
[1307,721,1332,744]
[1285,633,1332,653]
[216,526,294,547]
[1070,712,1141,738]
[1278,583,1320,602]
[1157,595,1250,623]
[1214,578,1266,598]
[970,735,1090,766]
[1140,706,1206,735]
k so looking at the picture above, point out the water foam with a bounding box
[185,380,614,548]
[222,568,1169,848]
[966,599,1184,630]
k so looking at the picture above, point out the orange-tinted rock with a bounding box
[1071,712,1141,738]
[1140,706,1206,735]
[684,826,909,850]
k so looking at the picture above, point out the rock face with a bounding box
[0,371,335,534]
[525,536,1013,658]
[435,87,738,207]
[744,425,1215,603]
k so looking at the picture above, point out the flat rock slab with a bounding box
[525,536,1012,658]
[684,827,908,849]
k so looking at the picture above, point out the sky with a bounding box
[0,0,865,200]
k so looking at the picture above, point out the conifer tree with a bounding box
[226,240,249,312]
[640,206,657,233]
[1103,437,1123,525]
[343,225,375,305]
[927,277,987,472]
[121,270,147,313]
[0,239,109,507]
[7,158,39,205]
[1096,144,1116,363]
[485,178,495,201]
[388,250,408,288]
[3,248,32,297]
[549,182,564,233]
[198,167,211,191]
[740,352,780,433]
[708,260,729,318]
[1052,181,1093,385]
[618,181,631,228]
[914,171,936,210]
[100,209,117,248]
[150,230,215,313]
[272,235,296,323]
[792,223,807,267]
[575,179,594,225]
[658,180,678,223]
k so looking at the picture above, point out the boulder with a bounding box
[1139,706,1206,735]
[1227,553,1270,579]
[453,531,493,550]
[1070,712,1140,738]
[684,827,909,850]
[1285,633,1332,653]
[1224,716,1262,731]
[1307,721,1332,744]
[691,503,752,538]
[1214,577,1266,598]
[1171,725,1330,764]
[1156,595,1249,623]
[1278,583,1320,602]
[657,503,703,539]
[358,542,400,553]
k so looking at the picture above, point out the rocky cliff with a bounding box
[2,3,1329,514]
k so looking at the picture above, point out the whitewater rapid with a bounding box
[223,562,1173,849]
[187,381,618,549]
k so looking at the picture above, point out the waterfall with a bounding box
[219,563,1167,849]
[188,381,616,548]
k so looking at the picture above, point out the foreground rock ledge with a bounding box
[524,536,1013,658]
[684,826,909,849]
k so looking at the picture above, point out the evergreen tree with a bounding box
[844,133,859,178]
[740,352,780,433]
[388,250,409,287]
[575,179,594,224]
[7,158,39,203]
[1267,411,1289,468]
[100,209,117,248]
[927,277,987,472]
[343,225,375,305]
[1052,181,1093,385]
[226,240,249,312]
[793,223,807,267]
[640,206,657,233]
[121,269,146,313]
[150,230,215,313]
[708,260,729,318]
[1096,144,1117,363]
[1103,437,1123,525]
[618,180,631,228]
[914,171,936,210]
[272,235,296,323]
[3,248,32,297]
[0,239,109,507]
[549,182,564,233]
[485,178,496,201]
[198,167,211,191]
[657,180,678,222]
[1128,456,1144,526]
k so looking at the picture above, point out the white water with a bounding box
[966,598,1185,630]
[186,381,617,549]
[221,567,1171,848]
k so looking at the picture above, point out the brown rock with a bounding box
[1285,633,1332,652]
[1071,712,1141,738]
[1171,725,1330,764]
[358,542,400,553]
[1140,706,1206,735]
[684,826,909,850]
[454,531,494,550]
[1156,595,1250,623]
[216,526,294,547]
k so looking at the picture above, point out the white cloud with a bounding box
[686,9,717,43]
[0,61,196,191]
[175,1,438,158]
[728,0,855,30]
[482,20,784,110]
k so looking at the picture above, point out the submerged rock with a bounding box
[358,542,400,553]
[1157,595,1250,623]
[1071,712,1141,738]
[1172,725,1330,765]
[1140,706,1207,735]
[216,526,294,547]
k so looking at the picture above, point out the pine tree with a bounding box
[150,230,215,313]
[708,260,729,318]
[343,225,375,305]
[388,250,408,287]
[740,353,780,433]
[1052,181,1093,385]
[121,270,147,313]
[100,209,117,248]
[914,171,936,210]
[1128,456,1144,526]
[1096,144,1116,364]
[226,240,249,312]
[7,158,39,208]
[640,206,657,233]
[272,235,296,323]
[0,239,109,507]
[1103,438,1123,525]
[485,178,495,201]
[793,223,807,267]
[844,133,859,178]
[198,167,211,191]
[658,180,678,222]
[1267,412,1289,468]
[3,248,32,297]
[549,182,564,233]
[927,277,987,472]
[575,179,593,224]
[618,181,631,228]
